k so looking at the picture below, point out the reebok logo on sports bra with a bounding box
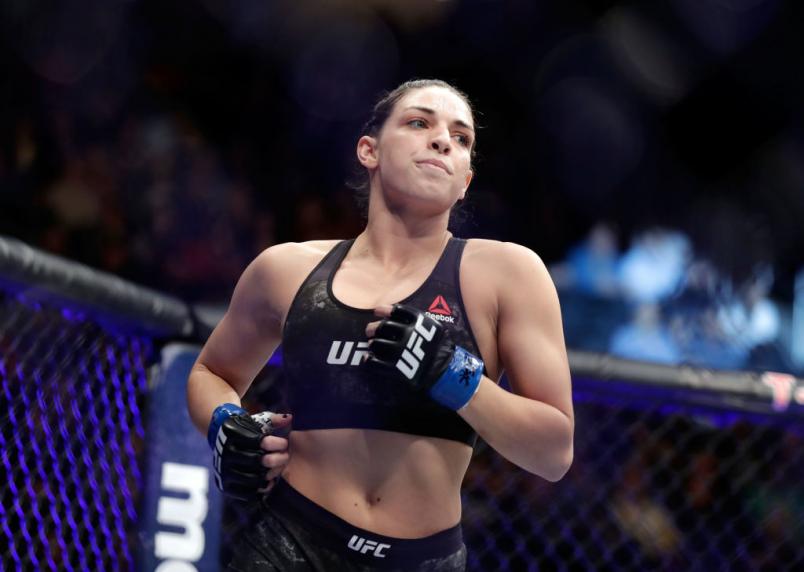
[426,294,455,323]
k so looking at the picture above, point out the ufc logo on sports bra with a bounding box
[347,535,391,558]
[326,341,370,366]
[396,314,436,380]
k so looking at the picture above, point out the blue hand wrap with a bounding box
[429,346,483,410]
[207,403,247,449]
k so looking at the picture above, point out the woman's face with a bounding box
[358,86,475,215]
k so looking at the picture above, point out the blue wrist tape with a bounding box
[207,403,247,449]
[429,346,483,410]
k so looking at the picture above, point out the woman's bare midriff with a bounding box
[281,428,473,538]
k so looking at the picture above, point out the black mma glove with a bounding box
[366,304,484,410]
[207,404,273,501]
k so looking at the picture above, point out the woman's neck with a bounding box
[354,215,451,271]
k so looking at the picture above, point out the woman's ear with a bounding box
[356,135,379,169]
[459,169,474,200]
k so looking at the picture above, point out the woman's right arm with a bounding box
[186,246,286,434]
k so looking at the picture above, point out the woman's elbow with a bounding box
[542,426,574,482]
[544,446,573,482]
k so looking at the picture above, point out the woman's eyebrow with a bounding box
[402,106,474,132]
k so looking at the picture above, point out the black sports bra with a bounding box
[281,237,484,446]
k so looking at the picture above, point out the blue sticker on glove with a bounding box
[429,346,483,410]
[207,403,247,449]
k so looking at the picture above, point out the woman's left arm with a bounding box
[458,242,574,482]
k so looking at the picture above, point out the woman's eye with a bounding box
[409,119,427,128]
[455,134,470,147]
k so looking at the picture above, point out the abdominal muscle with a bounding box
[280,428,473,538]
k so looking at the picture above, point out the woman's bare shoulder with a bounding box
[462,238,553,300]
[245,239,344,287]
[254,239,343,270]
[464,238,545,268]
[243,240,344,310]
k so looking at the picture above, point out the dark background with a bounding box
[1,0,803,370]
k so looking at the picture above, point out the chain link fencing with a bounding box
[463,397,803,571]
[221,365,804,571]
[0,288,152,571]
[0,235,192,571]
[2,236,802,571]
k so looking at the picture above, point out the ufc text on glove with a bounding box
[366,304,483,410]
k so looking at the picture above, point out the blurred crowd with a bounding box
[2,107,363,301]
[552,222,795,373]
[2,0,803,373]
[1,100,798,372]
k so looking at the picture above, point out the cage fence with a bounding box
[221,366,804,572]
[0,288,152,571]
[2,236,802,572]
[0,236,191,571]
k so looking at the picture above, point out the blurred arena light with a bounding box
[1,0,128,84]
[538,75,644,207]
[289,14,399,122]
[602,7,695,105]
[198,1,400,122]
[672,0,781,55]
[201,0,452,59]
[533,33,646,209]
[199,1,317,58]
[354,0,456,30]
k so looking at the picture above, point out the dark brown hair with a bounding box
[348,79,478,218]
